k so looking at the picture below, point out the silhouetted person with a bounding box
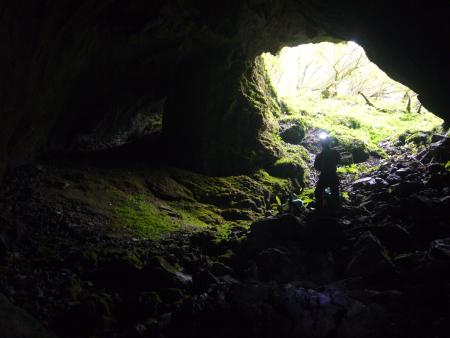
[314,133,340,209]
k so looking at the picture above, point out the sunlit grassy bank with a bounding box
[283,95,442,154]
[263,42,443,156]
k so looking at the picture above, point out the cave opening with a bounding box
[262,40,443,163]
[255,41,444,204]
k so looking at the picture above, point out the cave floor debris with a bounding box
[0,135,449,338]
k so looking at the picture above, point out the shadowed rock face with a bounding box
[0,0,449,177]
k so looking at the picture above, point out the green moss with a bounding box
[242,57,282,122]
[280,95,442,156]
[59,164,296,241]
[114,195,180,239]
[268,157,304,180]
[266,139,309,184]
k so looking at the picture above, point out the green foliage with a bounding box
[262,42,443,158]
[337,164,360,174]
[445,161,450,171]
[299,187,315,206]
[337,162,379,177]
[275,195,282,206]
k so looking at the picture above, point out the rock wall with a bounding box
[1,0,449,178]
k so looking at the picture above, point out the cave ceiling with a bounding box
[0,0,448,177]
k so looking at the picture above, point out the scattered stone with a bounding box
[395,167,411,177]
[352,177,373,185]
[141,256,192,290]
[1,131,449,338]
[428,238,450,261]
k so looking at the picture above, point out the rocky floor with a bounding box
[0,135,449,338]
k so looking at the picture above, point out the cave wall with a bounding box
[1,0,449,179]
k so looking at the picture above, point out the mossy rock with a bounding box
[279,122,305,144]
[267,158,304,181]
[406,131,430,145]
[352,144,370,163]
[221,208,255,221]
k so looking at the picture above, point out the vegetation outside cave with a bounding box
[261,41,444,202]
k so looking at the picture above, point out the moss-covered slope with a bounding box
[55,165,293,240]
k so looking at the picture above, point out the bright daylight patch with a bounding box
[262,41,443,157]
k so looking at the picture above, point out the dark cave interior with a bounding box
[0,1,450,338]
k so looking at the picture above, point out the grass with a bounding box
[282,95,443,155]
[337,162,379,176]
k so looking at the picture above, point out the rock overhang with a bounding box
[0,0,449,178]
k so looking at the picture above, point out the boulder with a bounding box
[141,256,192,290]
[386,173,401,184]
[138,291,161,316]
[280,285,393,338]
[303,251,337,284]
[159,288,185,308]
[193,269,220,290]
[345,232,396,280]
[279,123,305,144]
[352,145,370,163]
[428,238,450,261]
[368,225,413,254]
[255,248,295,282]
[302,218,345,250]
[267,158,304,180]
[426,171,450,189]
[249,214,304,243]
[91,252,143,291]
[210,262,234,277]
[406,131,429,145]
[395,167,411,178]
[392,182,424,197]
[352,177,374,186]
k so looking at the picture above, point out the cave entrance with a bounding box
[261,41,443,167]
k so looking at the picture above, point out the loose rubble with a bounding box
[0,135,449,338]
